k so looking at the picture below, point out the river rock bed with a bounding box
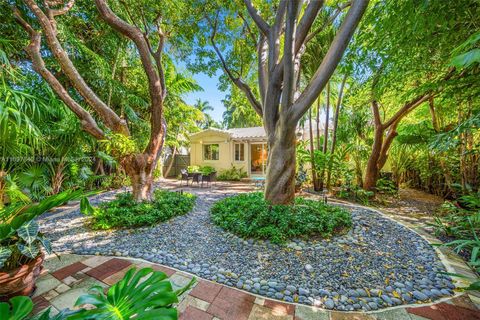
[39,187,455,311]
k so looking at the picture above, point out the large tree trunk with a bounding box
[122,153,158,202]
[264,125,297,204]
[212,0,369,204]
[364,95,430,191]
[15,0,169,202]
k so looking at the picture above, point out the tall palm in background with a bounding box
[194,99,217,129]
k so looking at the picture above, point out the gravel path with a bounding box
[39,184,454,311]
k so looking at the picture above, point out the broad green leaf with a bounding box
[17,243,40,259]
[0,246,12,269]
[17,221,39,244]
[9,296,34,320]
[80,197,96,216]
[37,236,52,255]
[0,224,15,239]
[450,49,480,68]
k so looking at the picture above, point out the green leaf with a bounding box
[17,221,39,244]
[17,243,39,259]
[37,236,52,255]
[71,267,183,319]
[0,246,12,269]
[450,49,480,68]
[9,296,34,320]
[80,197,96,216]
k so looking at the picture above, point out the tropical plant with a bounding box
[0,267,196,320]
[82,191,196,230]
[0,190,90,271]
[216,166,247,181]
[69,267,195,320]
[211,192,352,244]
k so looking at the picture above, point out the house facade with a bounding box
[189,127,269,177]
[189,124,323,177]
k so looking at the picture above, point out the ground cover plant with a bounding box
[210,192,352,244]
[83,190,196,230]
[216,166,247,181]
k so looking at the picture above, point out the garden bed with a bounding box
[39,186,455,311]
[84,190,196,229]
[210,192,352,243]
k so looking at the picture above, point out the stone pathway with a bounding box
[32,253,480,320]
[38,180,460,311]
[31,180,480,319]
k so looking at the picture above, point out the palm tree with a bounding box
[194,99,214,113]
[194,99,216,129]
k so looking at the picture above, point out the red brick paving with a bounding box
[32,295,50,314]
[149,264,176,277]
[51,261,87,280]
[215,286,255,303]
[207,287,254,320]
[264,299,295,315]
[180,306,213,320]
[85,258,132,281]
[207,296,253,320]
[407,302,480,320]
[189,280,223,303]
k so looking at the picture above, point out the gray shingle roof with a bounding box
[227,127,266,139]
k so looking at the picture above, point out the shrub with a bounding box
[84,190,196,230]
[187,165,200,173]
[199,166,216,175]
[217,166,247,181]
[210,192,352,244]
[336,186,374,205]
[376,178,398,195]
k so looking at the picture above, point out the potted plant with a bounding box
[0,190,88,301]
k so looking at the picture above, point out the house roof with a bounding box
[189,123,325,141]
[189,126,267,141]
[227,127,266,139]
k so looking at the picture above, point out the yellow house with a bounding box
[189,127,269,177]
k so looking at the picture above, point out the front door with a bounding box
[250,143,267,175]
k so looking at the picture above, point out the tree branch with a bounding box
[291,0,369,122]
[50,0,75,16]
[14,7,104,139]
[23,0,129,135]
[305,2,351,43]
[209,16,263,116]
[94,0,165,157]
[383,93,431,129]
[243,0,270,35]
[281,0,300,113]
[257,34,268,105]
[294,0,324,54]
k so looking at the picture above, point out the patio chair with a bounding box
[180,169,192,186]
[191,172,202,186]
[201,172,216,188]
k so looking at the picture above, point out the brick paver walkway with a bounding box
[30,253,480,320]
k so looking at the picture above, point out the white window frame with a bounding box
[203,143,219,161]
[234,143,245,162]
